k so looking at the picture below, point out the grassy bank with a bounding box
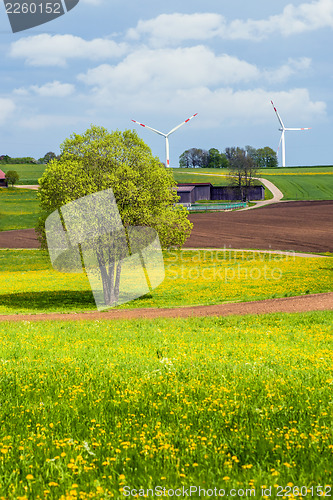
[0,189,40,231]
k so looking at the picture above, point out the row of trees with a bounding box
[0,152,59,165]
[0,155,37,164]
[179,146,278,169]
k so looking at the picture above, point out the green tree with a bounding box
[5,170,19,187]
[179,150,191,168]
[43,152,57,164]
[179,148,209,168]
[36,126,192,303]
[256,147,278,168]
[208,148,229,168]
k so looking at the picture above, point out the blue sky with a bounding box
[1,0,332,166]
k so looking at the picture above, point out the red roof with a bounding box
[0,169,6,179]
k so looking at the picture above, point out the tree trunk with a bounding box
[95,237,122,307]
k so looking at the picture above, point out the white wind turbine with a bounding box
[131,113,198,167]
[271,101,311,167]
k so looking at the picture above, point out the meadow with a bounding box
[0,311,332,498]
[1,164,45,185]
[0,189,39,231]
[0,249,332,315]
[257,174,333,200]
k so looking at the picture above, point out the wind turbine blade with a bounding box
[167,113,198,136]
[285,127,311,131]
[271,100,285,129]
[131,119,166,137]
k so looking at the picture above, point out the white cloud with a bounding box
[0,98,15,125]
[78,46,261,93]
[264,57,312,83]
[77,46,325,126]
[78,46,313,104]
[227,0,333,39]
[14,81,75,97]
[127,13,226,46]
[9,34,128,66]
[127,0,333,44]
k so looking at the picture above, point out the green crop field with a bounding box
[258,174,333,200]
[0,249,331,315]
[0,189,40,231]
[1,163,45,185]
[0,311,332,498]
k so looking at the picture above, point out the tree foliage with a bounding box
[207,148,229,169]
[43,152,58,164]
[179,148,228,168]
[5,170,19,187]
[0,155,36,164]
[179,148,208,168]
[36,126,192,250]
[255,147,278,168]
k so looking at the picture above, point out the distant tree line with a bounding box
[0,155,37,164]
[0,152,59,165]
[179,146,278,169]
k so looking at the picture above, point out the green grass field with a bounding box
[0,249,331,315]
[259,174,333,200]
[0,311,332,498]
[0,189,40,231]
[1,163,45,185]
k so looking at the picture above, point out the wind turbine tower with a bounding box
[131,113,198,167]
[271,101,311,167]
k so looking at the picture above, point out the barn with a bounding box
[177,183,265,203]
[0,169,8,187]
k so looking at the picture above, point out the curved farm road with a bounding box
[240,177,284,210]
[0,293,332,322]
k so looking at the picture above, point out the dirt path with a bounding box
[0,292,332,322]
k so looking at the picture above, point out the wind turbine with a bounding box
[131,113,198,167]
[271,101,311,167]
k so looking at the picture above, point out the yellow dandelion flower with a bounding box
[26,474,34,480]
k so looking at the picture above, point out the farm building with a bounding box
[177,183,211,204]
[177,183,265,203]
[0,169,7,187]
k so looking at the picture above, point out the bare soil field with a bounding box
[0,201,332,253]
[184,201,333,253]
